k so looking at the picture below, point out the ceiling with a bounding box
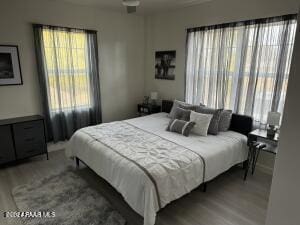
[58,0,213,14]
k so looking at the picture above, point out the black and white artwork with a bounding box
[0,45,22,86]
[155,51,176,80]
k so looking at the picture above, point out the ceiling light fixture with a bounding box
[122,0,140,13]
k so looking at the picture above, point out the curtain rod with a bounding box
[32,23,97,34]
[187,13,298,32]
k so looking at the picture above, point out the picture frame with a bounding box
[0,45,23,86]
[155,50,176,80]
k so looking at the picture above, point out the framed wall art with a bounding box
[155,50,176,80]
[0,45,22,86]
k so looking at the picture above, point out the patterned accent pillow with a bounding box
[171,107,191,121]
[190,111,213,136]
[168,100,197,118]
[219,110,233,132]
[166,119,195,137]
[195,106,223,135]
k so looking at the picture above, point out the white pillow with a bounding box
[190,111,213,136]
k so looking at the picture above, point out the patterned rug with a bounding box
[12,169,126,225]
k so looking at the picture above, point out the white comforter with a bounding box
[66,113,248,225]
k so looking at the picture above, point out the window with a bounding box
[42,29,92,111]
[185,15,297,125]
[34,24,101,142]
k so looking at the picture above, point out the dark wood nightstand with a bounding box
[244,129,278,179]
[137,104,161,116]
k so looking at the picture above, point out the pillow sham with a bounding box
[171,107,191,121]
[179,104,197,111]
[168,100,197,118]
[195,106,223,135]
[166,119,195,137]
[190,111,213,136]
[219,110,233,132]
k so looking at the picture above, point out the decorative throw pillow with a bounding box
[179,104,197,111]
[195,106,223,135]
[219,110,233,132]
[190,111,213,136]
[166,119,195,137]
[171,107,191,121]
[168,100,197,118]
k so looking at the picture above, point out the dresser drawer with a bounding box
[13,120,46,159]
[13,120,44,143]
[0,125,16,164]
[16,141,46,159]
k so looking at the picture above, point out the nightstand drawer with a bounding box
[0,125,16,164]
[138,104,161,116]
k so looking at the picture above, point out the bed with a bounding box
[66,101,253,225]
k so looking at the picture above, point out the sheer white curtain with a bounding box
[185,15,297,126]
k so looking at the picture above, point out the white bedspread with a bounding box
[66,113,248,225]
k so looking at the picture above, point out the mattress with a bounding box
[66,113,248,225]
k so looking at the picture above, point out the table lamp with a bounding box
[150,92,158,105]
[267,111,281,138]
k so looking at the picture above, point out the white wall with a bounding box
[144,0,298,100]
[266,11,300,225]
[144,0,299,172]
[0,0,145,122]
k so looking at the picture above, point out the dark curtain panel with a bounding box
[33,24,102,142]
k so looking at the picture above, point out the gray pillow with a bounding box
[195,106,223,135]
[166,119,195,137]
[171,107,191,121]
[179,104,197,111]
[219,110,233,132]
[168,100,197,118]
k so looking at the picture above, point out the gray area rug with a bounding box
[12,169,126,225]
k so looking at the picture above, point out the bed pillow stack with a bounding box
[168,100,205,118]
[169,100,195,118]
[171,107,192,121]
[167,100,233,136]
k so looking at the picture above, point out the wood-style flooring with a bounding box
[0,150,272,225]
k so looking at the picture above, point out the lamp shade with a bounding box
[267,112,281,126]
[150,92,158,100]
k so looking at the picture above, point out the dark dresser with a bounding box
[0,115,48,165]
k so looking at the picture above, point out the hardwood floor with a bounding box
[0,150,272,225]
